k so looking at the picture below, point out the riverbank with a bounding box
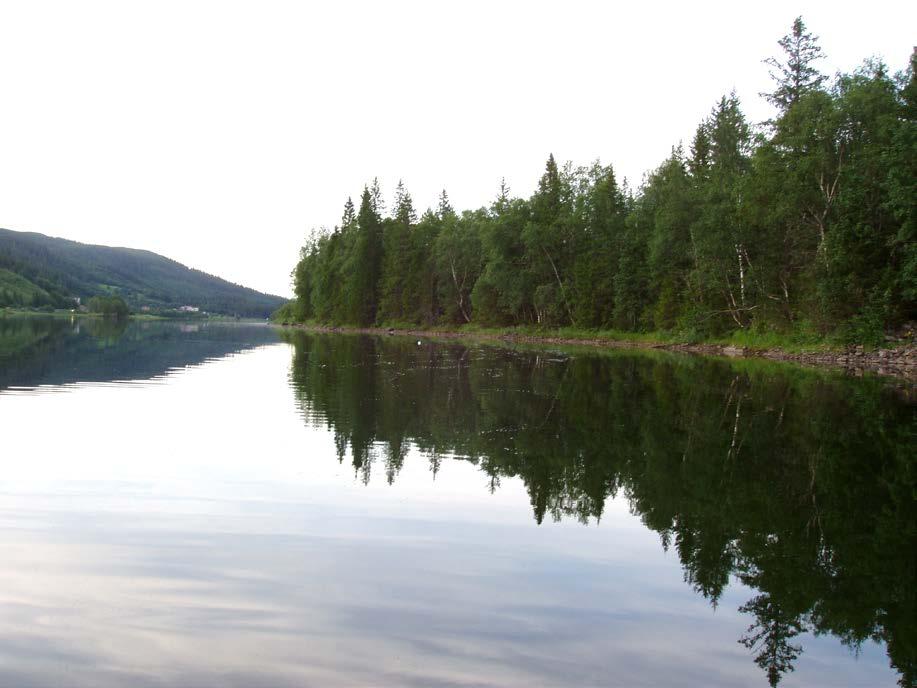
[281,323,917,381]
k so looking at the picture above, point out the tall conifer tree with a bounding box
[763,17,827,113]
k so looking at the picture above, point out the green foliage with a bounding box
[271,301,299,324]
[86,295,130,318]
[349,188,385,325]
[0,268,64,308]
[762,16,827,113]
[284,20,915,344]
[472,193,532,325]
[432,209,485,324]
[0,244,75,310]
[378,181,416,323]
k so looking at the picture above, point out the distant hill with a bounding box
[0,228,285,317]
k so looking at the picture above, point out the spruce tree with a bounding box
[763,17,827,113]
[392,179,416,225]
[496,178,511,213]
[437,189,454,218]
[370,177,385,215]
[572,163,626,326]
[379,180,416,322]
[524,154,576,325]
[344,187,383,325]
[341,196,356,230]
[688,124,711,179]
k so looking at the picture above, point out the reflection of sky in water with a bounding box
[0,344,895,687]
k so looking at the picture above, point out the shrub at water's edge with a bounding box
[87,295,130,319]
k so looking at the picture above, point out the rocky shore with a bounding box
[282,324,917,382]
[663,342,916,380]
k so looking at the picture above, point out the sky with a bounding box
[0,1,914,297]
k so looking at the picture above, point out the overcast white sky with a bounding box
[0,1,913,297]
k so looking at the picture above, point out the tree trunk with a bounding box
[543,247,576,327]
[450,259,471,323]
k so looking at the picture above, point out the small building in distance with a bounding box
[178,305,200,313]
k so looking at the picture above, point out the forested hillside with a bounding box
[0,252,74,308]
[0,228,285,317]
[285,19,916,345]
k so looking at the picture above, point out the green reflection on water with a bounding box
[0,315,280,391]
[284,331,916,687]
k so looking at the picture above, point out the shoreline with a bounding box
[0,309,268,323]
[280,323,917,381]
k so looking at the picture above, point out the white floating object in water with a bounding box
[417,340,422,346]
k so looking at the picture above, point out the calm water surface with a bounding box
[0,316,913,687]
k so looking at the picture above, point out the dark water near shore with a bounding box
[0,316,914,687]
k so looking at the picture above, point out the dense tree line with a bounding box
[285,19,916,344]
[283,329,915,686]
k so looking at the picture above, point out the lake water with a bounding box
[0,316,913,688]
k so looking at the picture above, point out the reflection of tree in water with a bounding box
[739,594,804,687]
[83,316,129,342]
[284,331,916,687]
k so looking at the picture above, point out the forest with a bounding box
[283,19,916,346]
